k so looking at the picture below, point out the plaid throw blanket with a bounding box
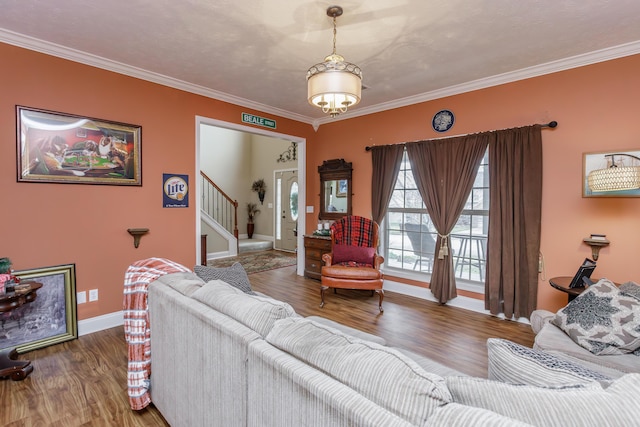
[331,216,374,246]
[123,257,191,410]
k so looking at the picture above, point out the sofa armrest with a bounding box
[374,254,384,269]
[530,309,555,334]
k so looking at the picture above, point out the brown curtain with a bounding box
[485,125,542,318]
[371,144,405,224]
[406,135,489,303]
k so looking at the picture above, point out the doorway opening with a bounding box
[195,116,306,276]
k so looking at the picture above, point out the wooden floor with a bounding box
[1,265,535,426]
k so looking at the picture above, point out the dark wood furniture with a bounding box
[549,276,588,302]
[304,235,332,280]
[0,281,42,381]
[318,159,352,221]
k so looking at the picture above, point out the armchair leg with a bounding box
[320,285,329,308]
[376,289,384,313]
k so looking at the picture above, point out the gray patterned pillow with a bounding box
[552,279,640,355]
[193,263,255,295]
[620,281,640,301]
[487,338,612,387]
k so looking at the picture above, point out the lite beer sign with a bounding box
[163,174,189,208]
[241,113,276,129]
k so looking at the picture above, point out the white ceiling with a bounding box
[2,0,640,126]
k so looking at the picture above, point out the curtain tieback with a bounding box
[437,233,450,259]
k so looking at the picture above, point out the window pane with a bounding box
[405,190,423,208]
[384,149,489,285]
[389,190,404,208]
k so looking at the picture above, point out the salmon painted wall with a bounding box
[0,42,314,321]
[306,54,640,312]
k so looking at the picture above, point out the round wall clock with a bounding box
[432,109,455,132]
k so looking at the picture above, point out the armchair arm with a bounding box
[373,254,384,269]
[322,252,333,266]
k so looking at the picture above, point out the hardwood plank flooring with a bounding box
[1,265,535,426]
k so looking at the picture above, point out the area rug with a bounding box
[208,250,296,274]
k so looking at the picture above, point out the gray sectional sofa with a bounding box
[146,270,640,427]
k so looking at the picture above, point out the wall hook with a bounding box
[127,228,149,248]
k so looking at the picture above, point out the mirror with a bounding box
[318,159,352,220]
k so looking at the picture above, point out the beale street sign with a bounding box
[241,113,276,129]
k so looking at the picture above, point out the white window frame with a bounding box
[381,149,489,294]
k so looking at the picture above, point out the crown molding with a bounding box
[2,28,639,131]
[311,40,640,129]
[0,28,315,126]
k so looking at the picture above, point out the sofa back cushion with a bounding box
[266,317,451,426]
[153,271,204,297]
[192,280,296,337]
[447,373,640,426]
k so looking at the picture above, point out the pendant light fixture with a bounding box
[307,5,362,118]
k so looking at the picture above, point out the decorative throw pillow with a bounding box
[487,338,612,387]
[332,244,375,266]
[620,281,640,301]
[193,263,255,295]
[552,279,640,355]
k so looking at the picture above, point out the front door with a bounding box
[275,170,298,252]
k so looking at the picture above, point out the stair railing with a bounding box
[200,171,238,244]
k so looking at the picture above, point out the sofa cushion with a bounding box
[321,265,382,280]
[152,271,205,297]
[487,338,612,387]
[534,323,639,376]
[192,280,296,337]
[447,374,640,426]
[194,263,255,295]
[530,309,555,334]
[305,315,386,345]
[552,278,640,355]
[266,317,451,425]
[426,403,532,427]
[395,347,466,378]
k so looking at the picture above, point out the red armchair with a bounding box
[320,216,385,312]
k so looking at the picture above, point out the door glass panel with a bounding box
[289,182,298,221]
[276,178,282,240]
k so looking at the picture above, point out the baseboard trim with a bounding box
[78,311,123,336]
[383,279,530,325]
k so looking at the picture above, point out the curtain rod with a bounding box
[364,121,557,152]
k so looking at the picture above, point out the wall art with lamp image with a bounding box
[583,150,640,197]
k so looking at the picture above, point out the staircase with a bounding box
[201,172,238,254]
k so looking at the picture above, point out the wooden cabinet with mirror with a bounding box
[318,159,352,221]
